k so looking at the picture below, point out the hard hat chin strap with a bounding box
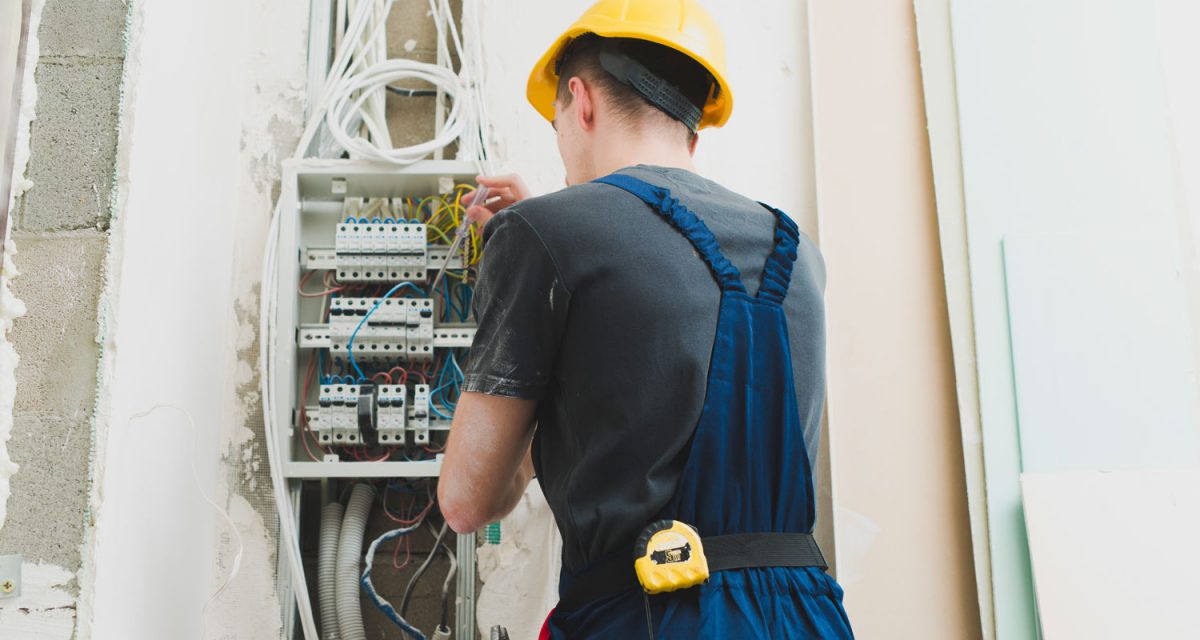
[597,51,704,133]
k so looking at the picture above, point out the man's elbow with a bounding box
[438,479,490,534]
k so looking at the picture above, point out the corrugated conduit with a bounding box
[319,501,345,639]
[337,484,376,640]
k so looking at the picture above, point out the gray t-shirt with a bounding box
[463,165,827,573]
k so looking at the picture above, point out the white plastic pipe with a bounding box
[319,501,345,639]
[336,484,376,640]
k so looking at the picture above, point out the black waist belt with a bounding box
[558,533,827,612]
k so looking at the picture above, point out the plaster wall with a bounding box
[808,0,981,638]
[84,0,308,638]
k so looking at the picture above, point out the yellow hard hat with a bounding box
[527,0,732,130]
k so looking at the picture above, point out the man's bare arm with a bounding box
[438,391,537,533]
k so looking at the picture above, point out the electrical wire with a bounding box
[387,85,438,97]
[362,521,427,639]
[433,520,458,630]
[399,521,451,621]
[346,281,424,380]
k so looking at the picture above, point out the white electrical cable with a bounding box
[258,3,401,637]
[325,58,467,163]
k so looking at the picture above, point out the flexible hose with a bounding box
[319,502,345,640]
[337,484,376,640]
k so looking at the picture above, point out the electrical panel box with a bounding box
[274,159,480,479]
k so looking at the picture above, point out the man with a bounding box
[438,1,854,637]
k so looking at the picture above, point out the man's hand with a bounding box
[464,174,532,228]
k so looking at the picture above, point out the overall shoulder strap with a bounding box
[595,173,746,294]
[755,203,800,305]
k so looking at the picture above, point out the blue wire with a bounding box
[440,281,464,322]
[347,281,425,381]
[428,353,464,418]
[457,285,472,321]
[361,524,426,639]
[429,402,453,420]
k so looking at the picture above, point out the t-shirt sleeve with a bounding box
[462,210,570,400]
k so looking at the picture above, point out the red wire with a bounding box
[298,269,346,298]
[361,447,391,462]
[392,535,412,570]
[383,484,435,525]
[386,366,409,385]
[297,352,328,462]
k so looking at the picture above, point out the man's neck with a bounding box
[588,128,697,180]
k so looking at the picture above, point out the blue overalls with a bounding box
[543,174,855,639]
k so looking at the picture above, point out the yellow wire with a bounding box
[426,224,453,245]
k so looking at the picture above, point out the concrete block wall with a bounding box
[0,0,129,629]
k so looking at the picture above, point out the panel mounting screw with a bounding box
[1,580,13,593]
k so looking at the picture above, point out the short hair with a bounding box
[555,34,714,144]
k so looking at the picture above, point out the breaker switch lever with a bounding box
[357,384,379,446]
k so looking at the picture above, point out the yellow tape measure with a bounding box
[633,520,710,594]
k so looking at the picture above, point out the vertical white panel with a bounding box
[950,1,1186,637]
[1155,0,1200,429]
[1004,232,1200,473]
[1022,470,1200,639]
[912,0,995,635]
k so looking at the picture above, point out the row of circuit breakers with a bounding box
[335,221,429,282]
[310,383,431,447]
[299,215,475,450]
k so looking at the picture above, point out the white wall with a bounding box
[84,1,308,638]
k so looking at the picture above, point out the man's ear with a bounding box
[569,76,596,133]
[688,132,699,156]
